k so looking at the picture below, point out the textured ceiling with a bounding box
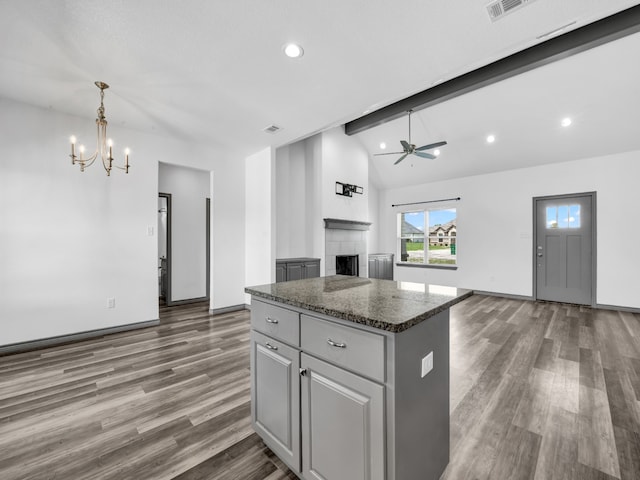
[358,30,640,188]
[1,0,639,188]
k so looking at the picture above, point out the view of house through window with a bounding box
[398,208,457,265]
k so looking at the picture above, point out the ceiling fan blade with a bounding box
[400,140,411,151]
[394,153,409,165]
[415,140,447,151]
[374,151,406,156]
[414,151,436,160]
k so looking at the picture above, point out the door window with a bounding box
[546,204,581,229]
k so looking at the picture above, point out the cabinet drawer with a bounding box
[251,300,300,346]
[301,315,385,382]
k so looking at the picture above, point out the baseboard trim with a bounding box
[209,304,248,315]
[475,291,640,313]
[596,303,640,314]
[474,290,534,301]
[0,319,160,356]
[167,296,209,307]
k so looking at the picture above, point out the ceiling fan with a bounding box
[374,110,447,165]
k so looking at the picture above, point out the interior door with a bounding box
[534,193,595,305]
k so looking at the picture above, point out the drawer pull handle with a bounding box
[265,317,279,324]
[327,338,346,349]
[265,342,278,351]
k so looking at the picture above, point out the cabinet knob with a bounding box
[265,317,279,324]
[265,342,278,351]
[299,368,308,377]
[327,338,347,349]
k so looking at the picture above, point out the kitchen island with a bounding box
[245,275,472,480]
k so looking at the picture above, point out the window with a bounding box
[546,204,581,229]
[398,207,457,266]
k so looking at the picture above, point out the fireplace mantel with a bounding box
[323,218,371,231]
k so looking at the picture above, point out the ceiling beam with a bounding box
[344,4,640,136]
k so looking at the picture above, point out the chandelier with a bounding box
[69,81,130,176]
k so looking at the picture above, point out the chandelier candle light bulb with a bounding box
[68,81,131,176]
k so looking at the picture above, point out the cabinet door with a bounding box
[276,263,287,283]
[368,258,377,279]
[286,262,304,281]
[251,331,300,472]
[381,257,393,280]
[303,261,320,279]
[301,353,384,480]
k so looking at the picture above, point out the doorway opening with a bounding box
[206,197,211,301]
[533,192,596,306]
[158,193,172,306]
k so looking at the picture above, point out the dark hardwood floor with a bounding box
[0,296,639,479]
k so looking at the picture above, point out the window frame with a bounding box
[396,207,458,269]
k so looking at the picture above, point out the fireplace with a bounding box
[324,218,371,277]
[336,255,359,276]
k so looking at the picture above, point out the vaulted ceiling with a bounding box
[1,0,639,189]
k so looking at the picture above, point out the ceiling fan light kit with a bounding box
[374,110,447,165]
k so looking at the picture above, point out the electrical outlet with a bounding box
[421,351,433,378]
[107,297,116,309]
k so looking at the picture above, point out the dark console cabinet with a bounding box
[368,253,394,280]
[276,258,321,283]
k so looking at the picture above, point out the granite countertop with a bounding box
[245,275,473,333]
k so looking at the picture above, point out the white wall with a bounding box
[209,158,246,310]
[368,181,380,254]
[321,127,369,222]
[275,141,312,258]
[0,97,247,346]
[275,128,371,274]
[159,162,210,301]
[379,150,640,309]
[245,147,275,303]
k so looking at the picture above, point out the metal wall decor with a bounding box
[335,181,364,197]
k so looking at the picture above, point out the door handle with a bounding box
[327,338,347,348]
[265,342,278,351]
[265,317,279,324]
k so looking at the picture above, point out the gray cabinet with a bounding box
[368,253,394,280]
[276,258,321,283]
[250,296,451,480]
[301,353,384,480]
[276,263,287,283]
[250,299,385,479]
[251,330,300,472]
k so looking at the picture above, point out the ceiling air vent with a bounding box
[263,124,283,134]
[486,0,537,22]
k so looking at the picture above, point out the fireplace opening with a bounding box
[336,255,359,276]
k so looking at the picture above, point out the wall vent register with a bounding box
[486,0,538,22]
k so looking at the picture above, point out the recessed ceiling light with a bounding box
[283,43,304,58]
[561,117,572,127]
[486,134,496,144]
[433,149,441,156]
[379,142,386,150]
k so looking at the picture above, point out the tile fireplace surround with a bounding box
[324,218,371,277]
